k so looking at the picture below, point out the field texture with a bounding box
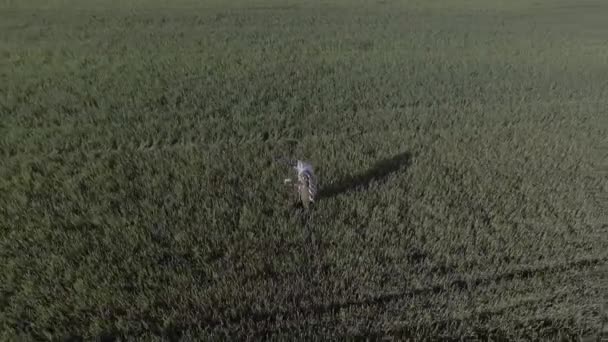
[1,0,607,340]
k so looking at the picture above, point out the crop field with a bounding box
[1,0,608,340]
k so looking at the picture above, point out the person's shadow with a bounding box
[318,151,411,200]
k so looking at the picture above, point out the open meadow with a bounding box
[1,0,607,340]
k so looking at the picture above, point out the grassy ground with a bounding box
[1,0,607,340]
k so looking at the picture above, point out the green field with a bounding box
[1,0,607,340]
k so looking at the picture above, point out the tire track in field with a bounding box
[197,255,606,331]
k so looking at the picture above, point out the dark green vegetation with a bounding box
[1,0,607,340]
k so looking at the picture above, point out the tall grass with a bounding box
[1,0,607,339]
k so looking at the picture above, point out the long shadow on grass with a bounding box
[318,151,411,200]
